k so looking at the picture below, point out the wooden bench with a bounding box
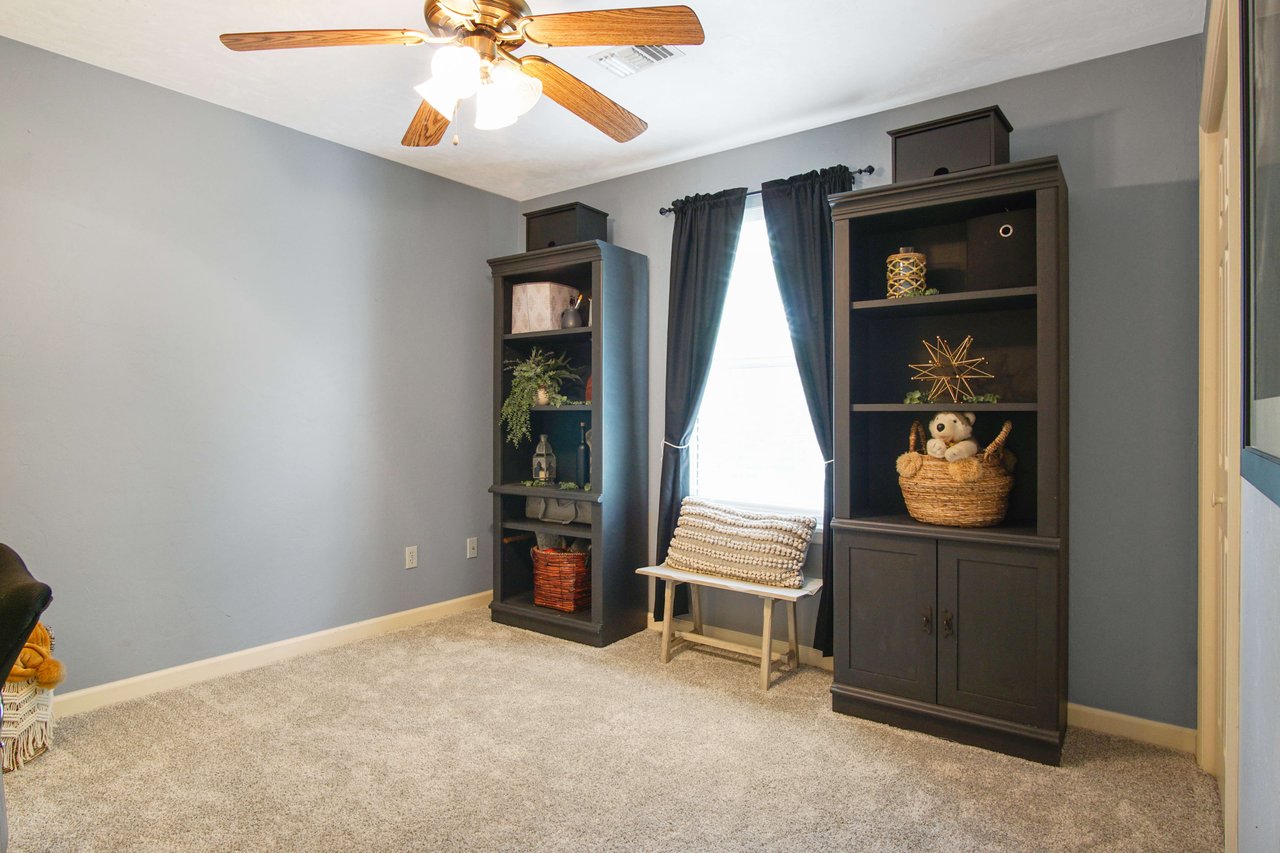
[636,565,823,690]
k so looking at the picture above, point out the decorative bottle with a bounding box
[532,434,557,483]
[577,422,589,487]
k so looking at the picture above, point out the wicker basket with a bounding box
[896,420,1015,527]
[532,547,590,612]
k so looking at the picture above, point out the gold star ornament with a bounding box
[909,335,996,403]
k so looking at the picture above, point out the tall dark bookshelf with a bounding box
[828,158,1070,764]
[487,240,648,646]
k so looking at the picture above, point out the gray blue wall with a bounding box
[521,36,1203,727]
[1239,473,1279,851]
[0,37,518,691]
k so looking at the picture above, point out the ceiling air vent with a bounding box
[589,45,685,78]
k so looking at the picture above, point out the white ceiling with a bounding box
[0,1,1205,200]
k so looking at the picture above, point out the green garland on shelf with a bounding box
[517,480,590,491]
[903,390,1001,405]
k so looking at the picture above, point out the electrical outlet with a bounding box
[466,537,478,559]
[405,545,418,569]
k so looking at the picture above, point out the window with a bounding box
[688,198,825,515]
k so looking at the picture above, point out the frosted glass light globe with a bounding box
[430,45,481,99]
[490,61,542,117]
[474,79,517,130]
[413,77,458,118]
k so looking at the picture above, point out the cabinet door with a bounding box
[835,532,937,703]
[937,543,1059,728]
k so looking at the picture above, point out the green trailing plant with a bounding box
[557,482,580,490]
[903,390,1001,404]
[501,347,579,446]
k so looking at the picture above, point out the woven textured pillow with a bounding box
[662,497,815,588]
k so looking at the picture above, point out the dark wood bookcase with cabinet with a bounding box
[828,158,1069,764]
[487,240,648,647]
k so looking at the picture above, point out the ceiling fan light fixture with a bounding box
[430,44,482,99]
[474,77,519,130]
[221,2,706,147]
[490,60,542,117]
[413,77,459,118]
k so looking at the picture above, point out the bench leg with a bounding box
[660,580,676,663]
[786,600,799,671]
[760,597,775,690]
[691,584,703,634]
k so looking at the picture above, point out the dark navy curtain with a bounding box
[761,165,852,655]
[654,188,747,621]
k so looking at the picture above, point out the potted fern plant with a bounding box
[500,347,579,446]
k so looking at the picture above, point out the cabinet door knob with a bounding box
[942,609,955,638]
[921,606,933,635]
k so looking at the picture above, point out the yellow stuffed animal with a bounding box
[6,622,65,690]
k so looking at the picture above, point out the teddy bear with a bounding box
[926,411,979,462]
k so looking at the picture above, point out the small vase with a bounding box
[560,307,583,329]
[535,387,550,406]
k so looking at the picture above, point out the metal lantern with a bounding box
[532,434,557,482]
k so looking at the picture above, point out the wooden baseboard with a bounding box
[646,620,1196,753]
[55,590,493,718]
[1066,702,1196,753]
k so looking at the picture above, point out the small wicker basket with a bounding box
[531,547,590,612]
[896,420,1015,527]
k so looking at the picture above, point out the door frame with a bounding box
[1198,0,1242,848]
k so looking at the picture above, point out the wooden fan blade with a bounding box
[519,56,647,142]
[402,101,452,147]
[520,5,704,47]
[219,29,429,51]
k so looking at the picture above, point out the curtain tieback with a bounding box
[663,440,690,449]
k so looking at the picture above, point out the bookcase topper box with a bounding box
[511,281,579,334]
[524,202,608,251]
[889,106,1012,182]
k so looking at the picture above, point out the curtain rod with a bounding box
[657,165,875,215]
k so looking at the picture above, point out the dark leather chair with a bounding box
[0,545,53,853]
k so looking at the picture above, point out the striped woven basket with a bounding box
[531,547,590,612]
[896,420,1015,527]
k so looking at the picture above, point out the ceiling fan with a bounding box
[220,2,704,147]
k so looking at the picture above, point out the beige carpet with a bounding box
[3,609,1221,852]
